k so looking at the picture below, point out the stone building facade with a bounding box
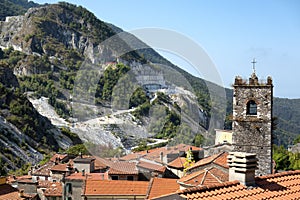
[232,72,273,176]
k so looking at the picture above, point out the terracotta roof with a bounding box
[51,164,68,172]
[137,161,166,173]
[108,161,138,175]
[178,167,229,187]
[120,152,146,161]
[38,180,52,188]
[32,161,55,176]
[168,157,186,169]
[187,152,228,171]
[84,180,149,196]
[65,172,108,180]
[49,154,68,162]
[121,144,202,163]
[145,144,202,164]
[7,175,32,184]
[44,182,63,197]
[146,177,179,199]
[93,156,113,170]
[74,156,95,163]
[179,170,300,200]
[0,184,25,200]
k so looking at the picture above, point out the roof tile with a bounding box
[178,170,300,200]
[84,180,149,196]
[146,177,179,199]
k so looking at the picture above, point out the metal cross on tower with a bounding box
[251,58,257,74]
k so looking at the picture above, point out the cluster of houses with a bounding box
[1,73,300,199]
[1,142,300,200]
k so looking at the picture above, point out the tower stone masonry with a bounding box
[232,72,273,176]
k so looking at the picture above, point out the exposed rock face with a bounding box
[0,5,118,74]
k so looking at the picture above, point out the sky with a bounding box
[32,0,300,98]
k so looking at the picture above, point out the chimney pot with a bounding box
[228,152,258,186]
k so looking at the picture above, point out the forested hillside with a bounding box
[0,1,299,174]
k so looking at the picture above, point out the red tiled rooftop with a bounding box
[178,167,229,187]
[0,184,25,200]
[49,154,68,162]
[120,152,147,161]
[93,156,113,170]
[108,161,138,175]
[146,177,179,199]
[38,180,52,188]
[32,161,55,176]
[167,157,186,169]
[44,182,62,197]
[51,164,68,172]
[65,172,108,180]
[122,144,202,163]
[137,161,166,173]
[178,170,300,200]
[187,152,228,171]
[84,180,149,196]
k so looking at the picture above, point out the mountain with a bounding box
[0,0,39,21]
[0,1,299,174]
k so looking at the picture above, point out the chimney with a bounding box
[19,189,24,198]
[160,152,163,163]
[228,152,258,186]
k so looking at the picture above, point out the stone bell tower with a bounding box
[232,63,273,176]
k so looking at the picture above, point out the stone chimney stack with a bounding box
[228,152,258,186]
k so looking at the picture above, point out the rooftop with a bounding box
[178,170,300,200]
[146,177,179,199]
[49,153,68,163]
[108,161,138,175]
[51,163,69,172]
[0,184,24,200]
[178,167,229,188]
[167,157,186,169]
[121,144,202,164]
[187,152,228,171]
[84,180,149,196]
[32,161,55,176]
[137,160,166,173]
[44,182,62,197]
[65,172,108,180]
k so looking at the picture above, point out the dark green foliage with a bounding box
[129,87,147,108]
[156,92,171,104]
[0,83,59,150]
[193,133,205,147]
[273,145,300,171]
[155,109,180,139]
[60,127,82,145]
[102,64,130,100]
[66,144,89,156]
[273,98,300,147]
[0,0,39,21]
[132,101,151,118]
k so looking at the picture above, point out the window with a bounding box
[127,176,134,181]
[65,183,72,194]
[111,175,119,180]
[247,100,257,115]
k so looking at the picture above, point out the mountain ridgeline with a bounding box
[0,1,299,174]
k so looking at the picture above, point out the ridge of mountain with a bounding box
[0,1,299,174]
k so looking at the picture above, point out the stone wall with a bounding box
[232,74,273,176]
